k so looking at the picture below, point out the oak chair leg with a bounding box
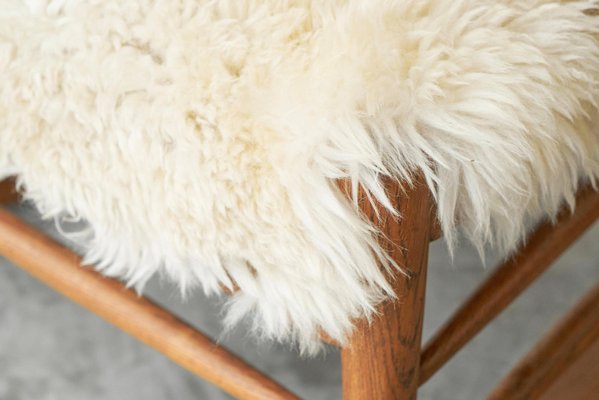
[539,325,599,400]
[488,278,599,400]
[342,178,434,400]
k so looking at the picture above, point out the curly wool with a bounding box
[2,0,599,353]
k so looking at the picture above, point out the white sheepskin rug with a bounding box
[2,0,599,353]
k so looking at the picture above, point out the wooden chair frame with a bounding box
[2,175,599,399]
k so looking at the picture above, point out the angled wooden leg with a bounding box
[0,177,19,204]
[488,278,599,400]
[540,328,599,400]
[342,177,434,400]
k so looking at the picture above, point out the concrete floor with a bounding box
[1,203,598,399]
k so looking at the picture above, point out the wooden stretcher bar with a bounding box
[419,186,599,384]
[0,208,298,400]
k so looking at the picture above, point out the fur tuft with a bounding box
[2,0,599,353]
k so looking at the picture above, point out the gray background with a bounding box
[1,203,598,399]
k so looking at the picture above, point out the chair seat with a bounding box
[1,0,599,353]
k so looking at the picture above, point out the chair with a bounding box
[3,1,599,398]
[2,176,599,399]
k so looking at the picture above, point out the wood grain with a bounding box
[487,278,599,400]
[342,176,434,400]
[419,186,599,385]
[539,330,599,400]
[0,177,19,204]
[0,208,298,400]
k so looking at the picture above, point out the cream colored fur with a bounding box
[2,0,599,353]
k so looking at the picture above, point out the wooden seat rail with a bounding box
[0,177,19,204]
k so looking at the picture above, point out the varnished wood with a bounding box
[0,177,19,204]
[342,176,434,400]
[419,186,599,385]
[540,331,599,400]
[0,208,298,400]
[488,278,599,400]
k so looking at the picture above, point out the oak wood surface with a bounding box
[342,177,434,400]
[0,208,298,400]
[0,177,19,204]
[539,330,599,400]
[487,278,599,400]
[419,186,599,384]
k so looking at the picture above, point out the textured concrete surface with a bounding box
[1,203,598,399]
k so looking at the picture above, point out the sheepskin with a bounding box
[2,0,599,353]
